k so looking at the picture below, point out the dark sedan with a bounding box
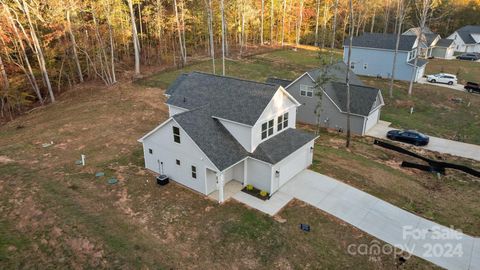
[386,130,430,146]
[456,53,480,61]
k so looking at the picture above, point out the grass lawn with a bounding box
[0,80,435,268]
[425,58,480,83]
[303,125,480,237]
[362,77,480,144]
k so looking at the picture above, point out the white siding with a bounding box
[271,141,314,194]
[218,119,253,152]
[365,108,380,133]
[252,89,298,151]
[168,105,188,117]
[246,158,272,192]
[141,119,217,195]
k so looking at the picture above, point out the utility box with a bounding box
[156,175,169,186]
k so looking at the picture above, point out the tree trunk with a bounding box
[221,0,226,75]
[330,0,339,63]
[314,0,320,47]
[370,7,376,32]
[261,0,264,45]
[389,0,405,98]
[66,10,83,83]
[173,0,186,65]
[345,0,354,148]
[281,0,286,46]
[270,0,274,44]
[180,0,187,62]
[384,0,391,34]
[296,0,304,47]
[127,0,141,75]
[205,0,215,74]
[321,0,328,48]
[22,0,55,102]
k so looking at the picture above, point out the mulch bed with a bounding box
[241,186,270,201]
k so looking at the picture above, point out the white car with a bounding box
[426,73,457,85]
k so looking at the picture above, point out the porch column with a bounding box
[243,159,248,186]
[217,173,225,203]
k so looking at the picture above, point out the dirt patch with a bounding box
[0,155,14,163]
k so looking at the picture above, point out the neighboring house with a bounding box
[343,33,428,82]
[139,72,317,203]
[272,62,384,135]
[432,39,456,59]
[402,27,441,58]
[447,25,480,53]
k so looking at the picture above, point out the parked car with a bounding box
[456,53,480,61]
[465,82,480,94]
[426,73,457,85]
[386,130,430,146]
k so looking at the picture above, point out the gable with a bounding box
[257,88,299,123]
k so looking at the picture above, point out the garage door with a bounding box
[272,143,312,193]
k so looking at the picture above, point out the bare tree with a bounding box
[281,0,286,45]
[260,0,264,45]
[66,9,83,83]
[205,0,215,74]
[330,0,339,64]
[383,0,391,34]
[389,0,407,98]
[345,0,354,148]
[296,0,304,47]
[221,0,226,75]
[314,0,320,47]
[19,0,55,102]
[127,0,141,75]
[173,0,186,65]
[270,0,274,44]
[408,0,437,96]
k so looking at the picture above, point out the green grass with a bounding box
[426,58,480,83]
[363,77,480,144]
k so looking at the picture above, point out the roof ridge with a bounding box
[189,71,279,87]
[330,81,379,90]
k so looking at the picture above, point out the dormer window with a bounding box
[277,112,289,131]
[261,119,274,140]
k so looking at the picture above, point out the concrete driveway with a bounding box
[418,77,465,92]
[279,170,480,270]
[367,121,480,162]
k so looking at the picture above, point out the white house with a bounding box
[432,39,456,59]
[447,25,480,53]
[402,27,441,58]
[343,33,428,82]
[139,72,317,203]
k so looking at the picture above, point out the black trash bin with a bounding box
[156,175,169,186]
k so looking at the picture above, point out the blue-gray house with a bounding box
[343,33,428,82]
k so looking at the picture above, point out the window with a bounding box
[173,126,180,143]
[350,63,355,69]
[191,166,197,179]
[148,148,153,154]
[277,112,289,131]
[363,64,368,70]
[261,119,274,139]
[300,85,314,97]
[176,159,181,165]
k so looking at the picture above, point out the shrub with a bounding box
[260,190,268,197]
[246,184,254,191]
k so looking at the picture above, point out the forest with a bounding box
[0,0,480,120]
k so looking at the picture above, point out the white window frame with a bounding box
[300,84,314,98]
[191,165,197,179]
[173,126,181,143]
[261,119,274,140]
[277,112,289,131]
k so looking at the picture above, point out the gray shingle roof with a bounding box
[165,73,188,96]
[344,33,417,51]
[266,77,293,87]
[408,58,428,67]
[252,128,316,164]
[172,106,316,171]
[306,62,364,86]
[172,106,249,171]
[424,34,440,47]
[436,39,454,47]
[455,25,480,44]
[325,82,381,116]
[166,72,279,126]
